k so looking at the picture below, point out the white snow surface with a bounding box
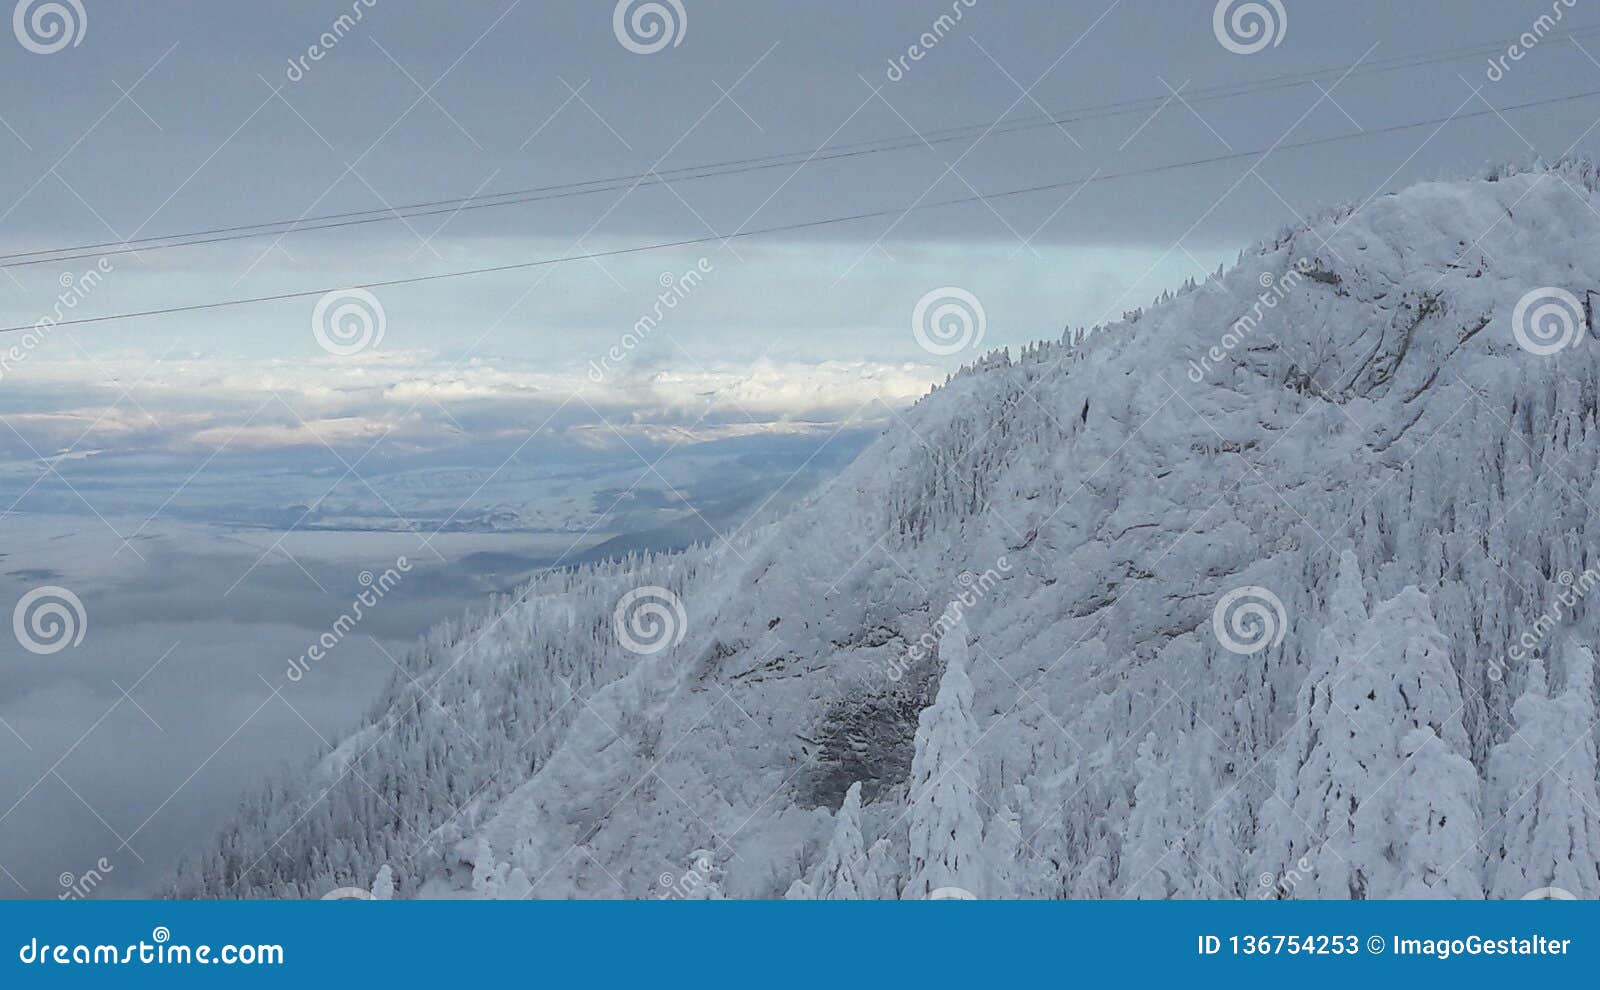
[171,163,1600,900]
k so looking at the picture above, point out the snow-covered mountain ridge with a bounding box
[172,162,1600,900]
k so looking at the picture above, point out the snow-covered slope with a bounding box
[172,163,1600,900]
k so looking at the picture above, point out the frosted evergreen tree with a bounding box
[1123,729,1244,899]
[979,801,1022,898]
[1122,729,1244,898]
[1122,732,1191,899]
[1384,727,1482,898]
[1487,646,1600,898]
[786,781,876,899]
[471,839,498,896]
[371,864,394,901]
[905,614,986,899]
[864,837,900,899]
[1069,854,1113,900]
[500,868,533,900]
[1258,549,1371,894]
[1267,557,1480,898]
[1358,590,1481,899]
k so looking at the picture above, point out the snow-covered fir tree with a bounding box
[1265,562,1481,899]
[786,782,877,899]
[1122,730,1243,899]
[371,865,394,901]
[904,615,986,899]
[1486,645,1600,899]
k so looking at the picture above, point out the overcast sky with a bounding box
[3,0,1599,383]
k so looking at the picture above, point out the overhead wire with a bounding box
[6,85,1599,336]
[5,24,1598,271]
